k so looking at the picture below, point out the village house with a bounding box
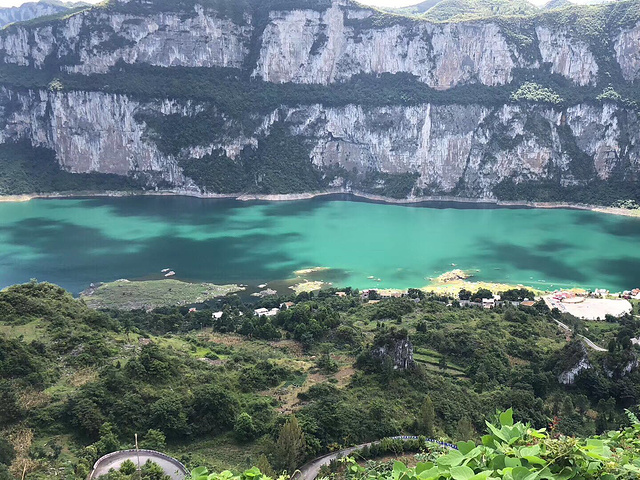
[482,298,495,309]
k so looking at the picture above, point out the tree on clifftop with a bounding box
[274,415,306,473]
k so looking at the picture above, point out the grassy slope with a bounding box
[81,279,244,310]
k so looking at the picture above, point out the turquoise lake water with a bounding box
[0,195,639,294]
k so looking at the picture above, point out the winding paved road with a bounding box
[89,450,188,480]
[292,437,457,480]
[553,319,607,352]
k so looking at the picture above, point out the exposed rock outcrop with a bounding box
[369,331,416,370]
[558,355,591,385]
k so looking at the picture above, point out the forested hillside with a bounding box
[0,281,639,479]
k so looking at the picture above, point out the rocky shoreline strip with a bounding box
[1,189,639,218]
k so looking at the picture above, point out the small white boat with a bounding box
[164,271,176,277]
[367,276,375,279]
[161,268,170,273]
[258,283,267,288]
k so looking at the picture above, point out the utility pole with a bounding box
[135,433,141,478]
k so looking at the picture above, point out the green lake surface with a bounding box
[0,195,639,294]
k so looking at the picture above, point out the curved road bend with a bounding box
[90,450,188,480]
[293,444,367,480]
[293,438,457,480]
[552,319,607,352]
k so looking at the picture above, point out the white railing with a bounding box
[89,449,188,480]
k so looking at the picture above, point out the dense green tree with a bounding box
[0,438,14,467]
[234,412,257,442]
[191,385,238,434]
[274,415,306,473]
[70,398,106,438]
[471,289,493,302]
[438,355,447,372]
[150,395,190,437]
[419,395,435,437]
[458,289,472,300]
[256,454,276,477]
[141,459,171,480]
[141,429,166,451]
[120,459,136,475]
[455,416,474,441]
[0,382,21,427]
[0,464,11,480]
[94,423,121,457]
[126,344,174,382]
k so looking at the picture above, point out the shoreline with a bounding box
[0,188,639,218]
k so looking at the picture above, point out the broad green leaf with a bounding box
[584,450,609,461]
[437,450,465,467]
[586,462,600,474]
[481,435,496,447]
[489,455,505,470]
[244,467,262,478]
[511,466,532,480]
[486,422,508,443]
[518,446,540,458]
[417,466,440,479]
[457,440,476,455]
[393,461,408,474]
[469,472,494,480]
[415,462,434,474]
[450,465,475,480]
[535,467,556,480]
[464,446,485,461]
[505,457,522,468]
[553,467,576,480]
[523,456,546,466]
[500,409,514,427]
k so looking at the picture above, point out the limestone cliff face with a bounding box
[0,0,638,198]
[0,6,251,74]
[615,22,640,83]
[2,84,637,198]
[535,26,598,86]
[0,1,68,28]
[0,0,631,89]
[254,3,518,88]
[0,87,195,189]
